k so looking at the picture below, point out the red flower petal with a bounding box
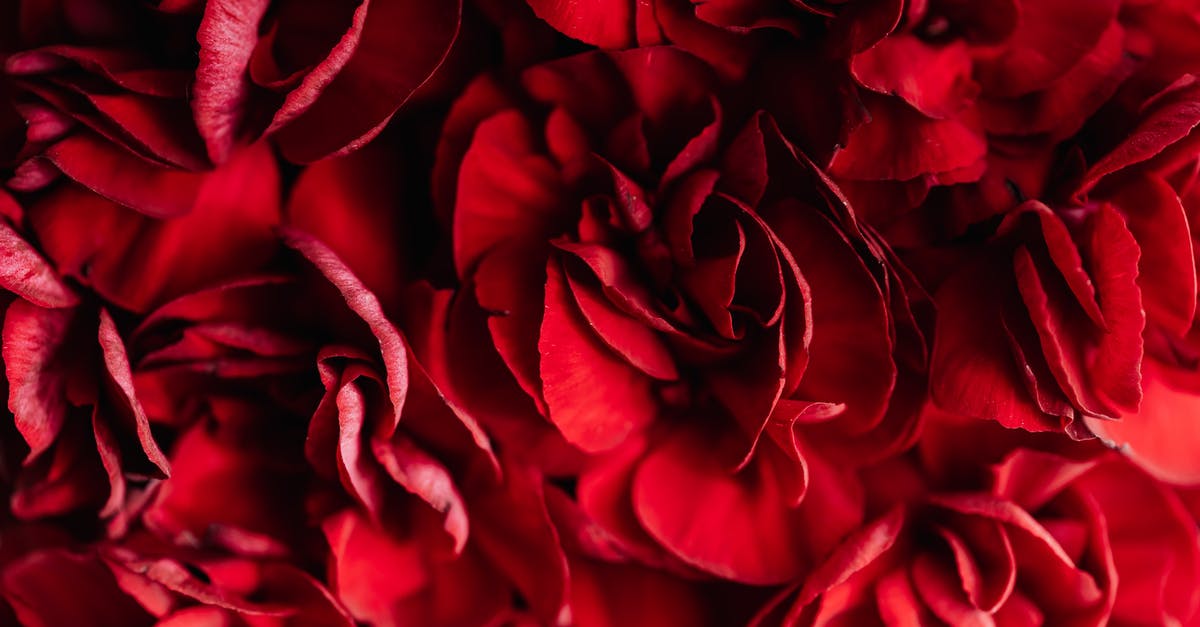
[632,428,810,584]
[4,301,75,460]
[1106,174,1197,337]
[973,0,1120,98]
[0,220,77,308]
[931,256,1057,431]
[271,0,461,162]
[538,260,657,453]
[286,142,408,313]
[1087,361,1200,485]
[525,0,633,48]
[193,0,271,163]
[33,143,281,312]
[851,36,978,119]
[282,229,409,434]
[830,93,986,182]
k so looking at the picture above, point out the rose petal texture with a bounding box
[753,414,1200,626]
[428,46,927,585]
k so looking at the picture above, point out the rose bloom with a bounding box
[753,410,1200,626]
[423,44,928,586]
[927,71,1200,489]
[1,0,459,207]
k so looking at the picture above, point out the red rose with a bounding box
[928,75,1200,473]
[422,45,927,584]
[284,230,573,626]
[753,411,1200,626]
[1066,77,1200,485]
[829,0,1141,228]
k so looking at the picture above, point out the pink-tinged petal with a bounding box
[1106,174,1196,337]
[1079,77,1200,196]
[570,557,707,627]
[90,407,126,518]
[193,0,271,164]
[452,109,567,275]
[851,36,978,119]
[525,0,633,48]
[633,428,809,584]
[256,0,364,127]
[539,260,657,453]
[372,434,470,554]
[42,133,205,218]
[0,220,77,308]
[830,93,986,182]
[326,372,389,518]
[1087,361,1200,485]
[931,258,1056,431]
[19,102,75,143]
[3,301,74,460]
[281,228,409,433]
[272,0,462,162]
[98,308,169,476]
[973,0,1120,98]
[322,509,507,627]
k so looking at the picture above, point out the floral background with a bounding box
[1,0,1200,625]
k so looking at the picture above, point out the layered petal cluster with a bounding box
[754,412,1200,626]
[0,0,1198,625]
[427,45,929,585]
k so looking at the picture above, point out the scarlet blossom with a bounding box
[753,411,1200,626]
[928,75,1200,477]
[423,44,928,585]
